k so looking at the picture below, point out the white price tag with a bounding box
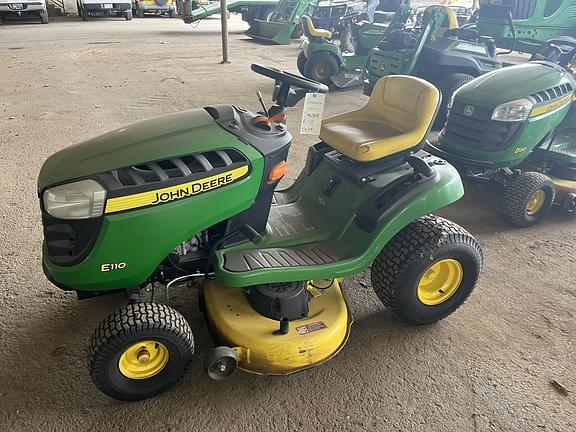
[300,92,326,135]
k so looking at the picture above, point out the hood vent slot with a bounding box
[103,149,247,190]
[530,83,573,104]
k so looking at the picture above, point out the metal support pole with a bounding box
[220,0,230,64]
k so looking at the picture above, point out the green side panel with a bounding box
[477,9,576,53]
[214,156,464,287]
[38,109,242,191]
[44,145,264,292]
[305,40,343,63]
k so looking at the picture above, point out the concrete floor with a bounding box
[1,15,575,432]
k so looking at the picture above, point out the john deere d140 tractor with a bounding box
[38,65,482,401]
[429,39,576,226]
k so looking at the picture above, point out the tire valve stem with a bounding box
[277,317,289,335]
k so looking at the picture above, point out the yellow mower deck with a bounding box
[551,176,576,194]
[203,279,352,375]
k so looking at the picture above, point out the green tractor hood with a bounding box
[454,62,571,108]
[37,109,237,192]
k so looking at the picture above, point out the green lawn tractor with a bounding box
[365,5,501,126]
[298,3,412,88]
[476,0,576,54]
[38,65,483,401]
[245,0,315,44]
[428,39,576,226]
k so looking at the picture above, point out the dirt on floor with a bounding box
[0,15,575,432]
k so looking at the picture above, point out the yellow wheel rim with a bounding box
[526,190,546,216]
[118,340,169,380]
[417,259,463,306]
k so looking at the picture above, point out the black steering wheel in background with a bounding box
[531,37,576,69]
[251,64,329,108]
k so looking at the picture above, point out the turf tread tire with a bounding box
[501,172,555,227]
[89,302,194,401]
[297,51,307,76]
[371,215,482,325]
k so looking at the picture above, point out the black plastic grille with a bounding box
[102,149,245,190]
[42,214,103,266]
[443,101,523,152]
[530,83,573,103]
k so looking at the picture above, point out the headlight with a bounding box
[43,179,107,220]
[491,98,533,122]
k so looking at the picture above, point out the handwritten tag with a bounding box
[300,92,326,135]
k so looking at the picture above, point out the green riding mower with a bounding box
[428,38,576,226]
[365,5,501,126]
[298,3,412,88]
[38,65,483,401]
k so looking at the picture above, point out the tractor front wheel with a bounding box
[501,172,555,227]
[371,215,482,325]
[89,302,194,401]
[304,53,338,86]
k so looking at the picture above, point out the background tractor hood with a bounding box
[38,108,236,191]
[454,62,571,108]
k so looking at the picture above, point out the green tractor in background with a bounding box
[365,5,502,126]
[246,0,316,44]
[428,38,576,226]
[298,2,411,88]
[476,0,576,54]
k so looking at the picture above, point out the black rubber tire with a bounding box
[304,52,339,86]
[296,51,307,76]
[81,7,89,21]
[434,73,475,129]
[371,215,483,325]
[168,8,175,18]
[501,172,555,227]
[561,193,576,215]
[40,10,49,24]
[125,10,132,20]
[339,23,356,53]
[89,302,194,401]
[136,8,144,18]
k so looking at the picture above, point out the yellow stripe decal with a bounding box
[105,164,249,214]
[530,93,573,118]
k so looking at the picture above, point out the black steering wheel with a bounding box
[251,64,329,94]
[531,37,576,68]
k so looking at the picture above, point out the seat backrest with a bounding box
[364,75,440,135]
[301,15,332,39]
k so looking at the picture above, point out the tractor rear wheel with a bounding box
[501,172,555,227]
[434,73,475,129]
[89,302,194,401]
[371,215,482,325]
[304,52,338,86]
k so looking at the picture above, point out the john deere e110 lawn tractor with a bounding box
[38,65,482,401]
[429,38,576,226]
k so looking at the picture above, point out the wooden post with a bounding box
[220,0,230,63]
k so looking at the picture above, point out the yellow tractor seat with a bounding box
[301,15,332,40]
[319,75,440,162]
